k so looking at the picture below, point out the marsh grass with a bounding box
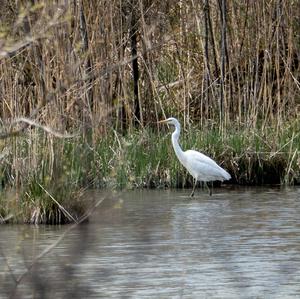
[0,119,299,224]
[120,121,300,189]
[0,132,89,224]
[94,120,300,191]
[1,1,300,223]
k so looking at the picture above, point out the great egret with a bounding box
[158,117,231,197]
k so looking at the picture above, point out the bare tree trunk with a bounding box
[203,0,211,119]
[219,0,228,124]
[206,0,219,77]
[79,0,93,119]
[130,2,141,127]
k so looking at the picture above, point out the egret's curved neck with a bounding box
[171,121,185,164]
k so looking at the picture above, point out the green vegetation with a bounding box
[0,1,300,223]
[1,118,299,223]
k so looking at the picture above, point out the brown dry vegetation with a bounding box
[0,0,300,223]
[1,0,299,131]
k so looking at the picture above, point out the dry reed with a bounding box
[0,0,299,222]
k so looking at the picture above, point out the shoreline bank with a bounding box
[1,123,299,224]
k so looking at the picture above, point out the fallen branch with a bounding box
[0,117,79,140]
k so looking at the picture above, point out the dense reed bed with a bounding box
[0,0,300,223]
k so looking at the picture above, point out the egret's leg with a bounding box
[190,179,197,197]
[205,182,212,196]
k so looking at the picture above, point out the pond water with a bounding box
[1,187,300,298]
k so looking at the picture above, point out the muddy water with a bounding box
[1,187,300,298]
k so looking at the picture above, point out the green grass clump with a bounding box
[0,134,90,224]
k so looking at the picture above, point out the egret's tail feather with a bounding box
[222,169,231,180]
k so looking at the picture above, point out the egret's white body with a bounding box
[159,117,231,196]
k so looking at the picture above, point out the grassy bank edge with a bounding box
[0,120,299,224]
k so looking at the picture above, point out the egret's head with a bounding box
[158,117,179,126]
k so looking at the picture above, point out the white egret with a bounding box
[158,117,231,197]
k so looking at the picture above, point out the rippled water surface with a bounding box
[1,187,300,298]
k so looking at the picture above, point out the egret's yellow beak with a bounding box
[157,119,168,124]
